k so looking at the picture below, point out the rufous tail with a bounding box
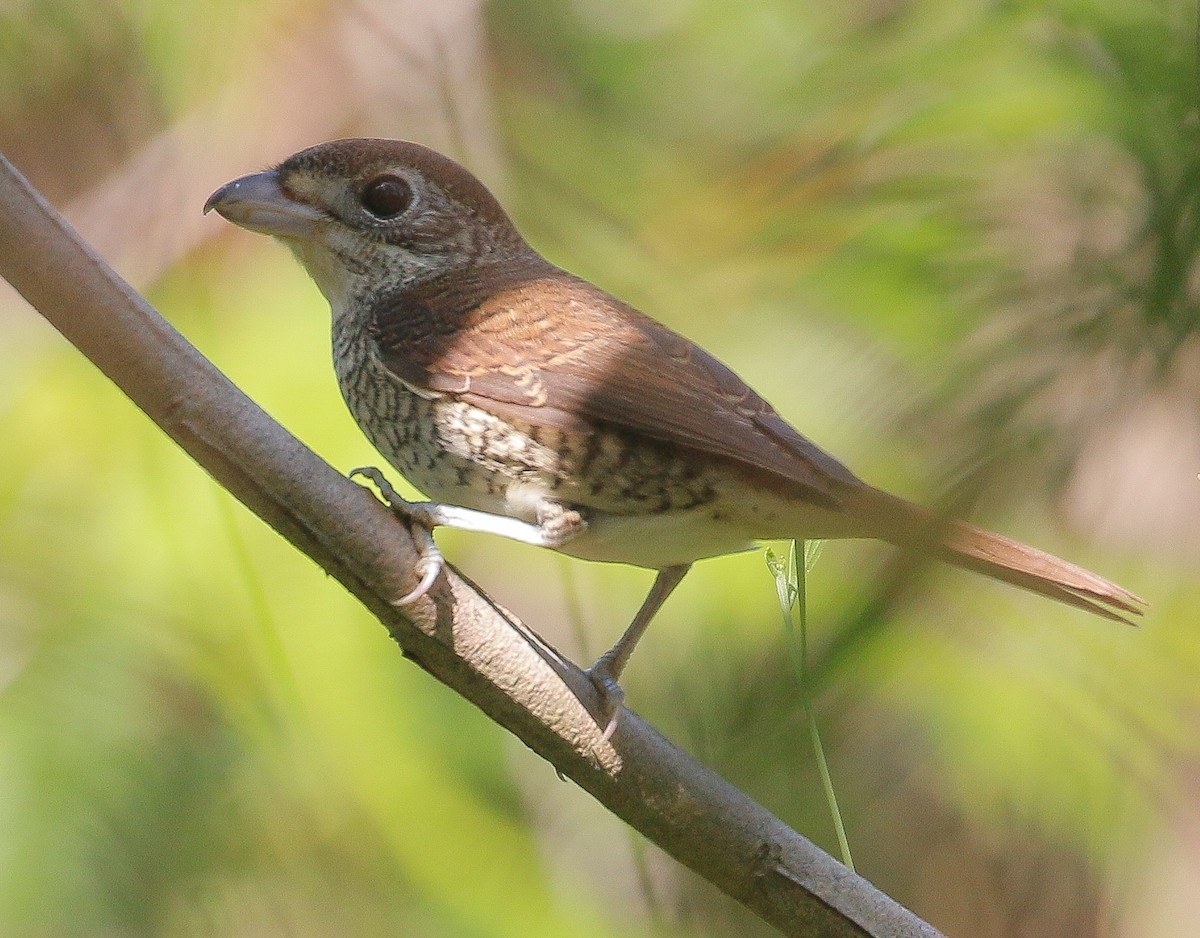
[859,488,1146,624]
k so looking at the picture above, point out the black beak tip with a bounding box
[203,183,231,216]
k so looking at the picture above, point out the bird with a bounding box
[205,138,1145,738]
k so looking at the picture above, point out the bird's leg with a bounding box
[349,467,588,603]
[588,564,691,741]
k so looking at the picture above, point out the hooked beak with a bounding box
[204,170,324,240]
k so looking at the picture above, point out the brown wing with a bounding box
[371,255,862,510]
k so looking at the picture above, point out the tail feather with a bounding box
[858,488,1147,624]
[938,521,1145,624]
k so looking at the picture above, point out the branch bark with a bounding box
[0,151,943,938]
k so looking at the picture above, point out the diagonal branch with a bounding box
[0,151,942,938]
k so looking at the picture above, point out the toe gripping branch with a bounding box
[350,466,445,605]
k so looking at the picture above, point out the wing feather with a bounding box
[371,257,861,510]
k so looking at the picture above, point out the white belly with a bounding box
[554,505,760,568]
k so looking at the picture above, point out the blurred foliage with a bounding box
[1,0,1199,936]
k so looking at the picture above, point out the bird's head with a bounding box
[205,138,529,311]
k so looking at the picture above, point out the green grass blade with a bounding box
[768,540,853,871]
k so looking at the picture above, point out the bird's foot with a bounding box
[535,502,588,548]
[349,466,444,605]
[585,656,626,742]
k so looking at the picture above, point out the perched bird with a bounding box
[206,138,1144,737]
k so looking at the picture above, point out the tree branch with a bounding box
[0,151,943,938]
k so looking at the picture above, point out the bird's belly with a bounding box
[552,506,759,567]
[335,343,847,566]
[550,481,856,567]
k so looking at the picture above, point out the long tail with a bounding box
[856,488,1146,624]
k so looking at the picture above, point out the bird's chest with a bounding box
[329,320,725,523]
[331,323,563,509]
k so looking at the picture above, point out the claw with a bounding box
[600,711,620,743]
[395,518,444,604]
[586,662,625,742]
[350,466,445,604]
[395,551,444,605]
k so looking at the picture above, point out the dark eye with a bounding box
[361,175,413,219]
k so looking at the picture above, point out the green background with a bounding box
[1,1,1197,935]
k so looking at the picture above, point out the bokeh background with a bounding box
[1,0,1198,935]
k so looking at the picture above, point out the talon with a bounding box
[395,551,443,605]
[393,506,444,604]
[600,710,620,743]
[350,467,444,604]
[586,661,625,741]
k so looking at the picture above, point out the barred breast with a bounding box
[331,318,728,526]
